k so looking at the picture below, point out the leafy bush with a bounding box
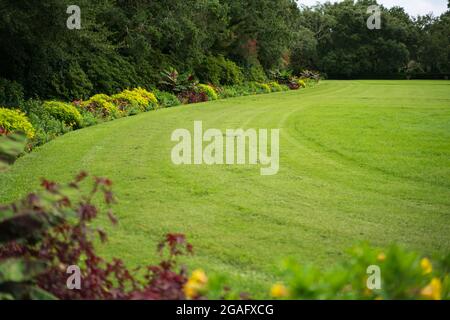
[268,82,283,92]
[217,86,241,99]
[268,69,293,84]
[49,62,94,101]
[153,90,181,108]
[270,244,450,300]
[0,108,35,138]
[112,88,158,115]
[196,56,244,86]
[220,59,244,85]
[28,112,72,147]
[84,54,139,97]
[0,78,24,108]
[79,108,99,128]
[159,68,198,95]
[80,94,120,119]
[43,101,82,128]
[245,64,267,83]
[197,84,218,100]
[218,83,270,99]
[18,100,71,148]
[178,91,209,104]
[251,82,271,94]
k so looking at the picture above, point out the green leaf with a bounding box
[0,132,27,171]
[0,258,47,282]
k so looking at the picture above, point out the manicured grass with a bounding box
[1,80,449,297]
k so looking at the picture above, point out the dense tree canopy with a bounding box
[0,0,449,100]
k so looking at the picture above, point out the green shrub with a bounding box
[196,56,222,85]
[153,89,181,108]
[112,88,158,114]
[196,56,244,85]
[251,82,271,94]
[218,83,269,99]
[245,64,267,83]
[0,107,35,138]
[0,78,24,108]
[50,62,94,101]
[81,94,120,119]
[221,59,244,85]
[80,109,99,128]
[197,84,218,100]
[43,101,82,128]
[84,54,139,96]
[28,111,72,147]
[217,86,241,99]
[268,82,283,92]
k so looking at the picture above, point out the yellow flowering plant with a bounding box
[42,101,82,129]
[80,94,121,119]
[271,244,449,300]
[197,84,218,100]
[0,107,35,138]
[112,88,158,114]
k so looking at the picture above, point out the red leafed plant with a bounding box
[0,170,193,300]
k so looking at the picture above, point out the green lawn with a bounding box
[1,80,449,296]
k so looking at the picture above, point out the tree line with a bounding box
[0,0,449,101]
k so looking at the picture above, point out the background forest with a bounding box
[0,0,449,102]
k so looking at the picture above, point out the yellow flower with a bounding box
[420,258,433,275]
[183,269,208,299]
[421,278,442,300]
[184,280,201,299]
[191,269,208,285]
[377,252,386,262]
[271,283,289,298]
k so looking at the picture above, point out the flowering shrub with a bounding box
[270,244,450,300]
[268,82,283,92]
[197,84,218,100]
[112,88,158,114]
[133,87,158,106]
[251,82,271,94]
[80,94,120,119]
[0,108,35,138]
[43,101,82,128]
[297,79,306,88]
